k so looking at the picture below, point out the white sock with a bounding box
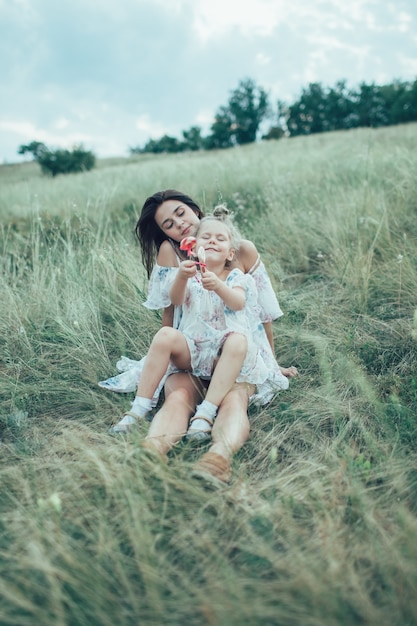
[190,400,218,431]
[130,396,152,418]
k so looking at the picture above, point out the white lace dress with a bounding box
[98,257,287,404]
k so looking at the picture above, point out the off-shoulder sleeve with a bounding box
[143,264,178,310]
[226,269,259,311]
[250,259,283,322]
[226,268,254,292]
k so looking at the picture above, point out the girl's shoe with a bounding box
[185,415,214,443]
[108,411,139,435]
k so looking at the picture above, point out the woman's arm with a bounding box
[263,321,274,351]
[157,239,180,267]
[234,239,260,273]
[236,239,278,351]
[161,305,174,327]
[156,240,182,327]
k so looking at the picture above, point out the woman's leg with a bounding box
[143,372,205,455]
[209,382,253,460]
[192,382,254,484]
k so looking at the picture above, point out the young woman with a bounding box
[102,190,298,484]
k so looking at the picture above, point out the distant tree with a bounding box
[182,126,204,151]
[262,99,287,140]
[384,79,417,124]
[17,142,95,176]
[286,82,329,136]
[138,134,184,154]
[155,135,184,153]
[205,78,270,149]
[129,145,142,155]
[325,80,357,130]
[261,126,285,141]
[228,78,269,144]
[204,106,235,149]
[18,141,48,159]
[352,82,389,128]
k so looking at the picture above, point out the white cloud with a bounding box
[0,119,92,148]
[397,11,412,32]
[191,0,289,42]
[255,52,271,66]
[307,34,370,60]
[54,117,70,130]
[397,52,417,77]
[134,115,168,139]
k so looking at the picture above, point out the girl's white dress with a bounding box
[98,258,288,405]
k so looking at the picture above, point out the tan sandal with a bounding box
[185,415,214,443]
[108,411,140,435]
[192,452,232,485]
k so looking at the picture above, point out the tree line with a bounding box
[131,76,417,154]
[18,76,417,175]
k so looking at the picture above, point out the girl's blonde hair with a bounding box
[196,203,242,251]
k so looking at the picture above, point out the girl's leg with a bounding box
[187,333,247,440]
[109,328,191,433]
[205,333,248,406]
[143,372,205,455]
[136,327,191,399]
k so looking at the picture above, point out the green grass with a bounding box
[1,124,417,625]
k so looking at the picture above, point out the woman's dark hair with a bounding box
[135,189,204,278]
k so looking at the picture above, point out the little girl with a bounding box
[111,208,289,440]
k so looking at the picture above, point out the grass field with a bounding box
[1,124,417,626]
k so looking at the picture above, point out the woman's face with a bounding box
[155,199,200,242]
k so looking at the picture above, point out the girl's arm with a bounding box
[201,271,245,310]
[169,259,197,305]
[217,283,245,310]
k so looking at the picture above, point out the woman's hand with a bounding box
[279,365,299,378]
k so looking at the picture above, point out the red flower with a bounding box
[180,236,197,257]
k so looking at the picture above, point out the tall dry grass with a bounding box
[0,124,416,625]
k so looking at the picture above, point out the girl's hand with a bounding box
[178,259,197,280]
[201,270,220,291]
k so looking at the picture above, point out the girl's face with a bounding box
[195,221,235,264]
[155,200,200,242]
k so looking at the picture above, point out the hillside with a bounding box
[0,124,416,625]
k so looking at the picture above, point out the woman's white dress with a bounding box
[98,259,288,405]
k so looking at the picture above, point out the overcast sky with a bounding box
[1,0,416,163]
